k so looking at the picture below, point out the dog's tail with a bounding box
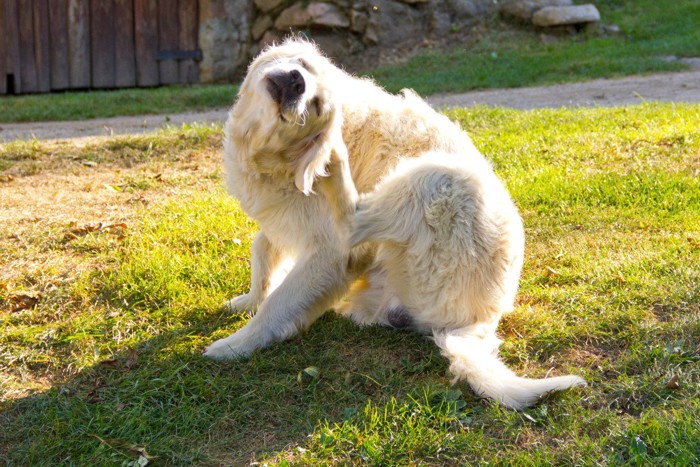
[433,327,586,410]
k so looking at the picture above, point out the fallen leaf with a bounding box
[125,349,139,370]
[666,374,680,390]
[99,358,121,369]
[89,435,156,465]
[128,195,149,205]
[129,445,155,465]
[85,378,107,403]
[9,291,42,312]
[298,366,321,384]
[65,222,128,240]
[545,266,560,276]
[102,223,128,231]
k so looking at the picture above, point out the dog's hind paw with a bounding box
[387,306,413,329]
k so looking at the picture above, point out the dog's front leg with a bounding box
[204,246,350,359]
[224,231,284,315]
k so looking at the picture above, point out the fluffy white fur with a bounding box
[345,152,585,409]
[203,38,585,410]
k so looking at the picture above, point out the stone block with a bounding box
[275,2,350,29]
[254,0,286,14]
[500,0,572,23]
[364,0,425,46]
[350,9,369,33]
[450,0,495,18]
[532,4,600,27]
[198,0,253,83]
[252,15,273,40]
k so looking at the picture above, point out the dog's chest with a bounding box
[235,175,333,250]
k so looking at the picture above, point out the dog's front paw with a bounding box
[203,318,273,360]
[203,332,254,360]
[223,293,258,315]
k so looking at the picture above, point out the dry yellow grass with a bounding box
[1,127,223,399]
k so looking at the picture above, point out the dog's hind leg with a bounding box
[337,264,414,330]
[315,142,359,243]
[337,264,387,325]
[224,232,285,315]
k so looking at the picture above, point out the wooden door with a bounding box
[0,0,200,95]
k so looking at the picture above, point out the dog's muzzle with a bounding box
[266,69,306,110]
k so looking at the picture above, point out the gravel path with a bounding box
[2,70,699,142]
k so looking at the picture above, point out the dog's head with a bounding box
[229,38,345,194]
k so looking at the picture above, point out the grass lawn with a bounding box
[1,103,699,465]
[1,0,699,123]
[372,0,700,95]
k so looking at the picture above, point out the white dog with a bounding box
[204,38,585,410]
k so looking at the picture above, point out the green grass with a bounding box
[370,0,700,94]
[1,0,699,123]
[1,103,698,464]
[0,84,237,123]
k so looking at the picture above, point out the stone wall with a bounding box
[198,0,254,83]
[198,0,496,83]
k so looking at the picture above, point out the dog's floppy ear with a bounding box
[294,138,331,195]
[294,112,345,195]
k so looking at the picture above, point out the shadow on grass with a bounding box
[0,310,449,465]
[3,299,695,464]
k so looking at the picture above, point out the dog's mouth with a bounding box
[265,69,322,123]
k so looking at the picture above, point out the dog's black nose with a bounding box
[287,69,305,96]
[266,69,306,104]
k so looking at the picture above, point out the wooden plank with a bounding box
[134,0,158,86]
[48,0,70,90]
[0,0,7,94]
[90,0,115,88]
[33,0,50,92]
[114,0,135,87]
[157,0,179,85]
[17,0,38,93]
[68,0,90,88]
[4,0,22,93]
[178,0,198,84]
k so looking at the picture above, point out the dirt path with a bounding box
[2,70,699,142]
